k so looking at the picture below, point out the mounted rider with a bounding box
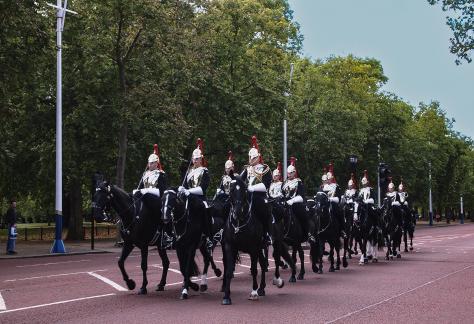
[384,177,401,207]
[216,151,238,201]
[322,163,346,238]
[358,170,376,213]
[319,167,328,191]
[269,162,283,199]
[240,135,273,246]
[282,157,316,243]
[398,179,409,209]
[344,173,358,208]
[178,138,213,252]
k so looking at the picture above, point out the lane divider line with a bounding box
[0,292,6,311]
[87,272,127,291]
[326,264,474,324]
[4,270,108,282]
[0,293,115,315]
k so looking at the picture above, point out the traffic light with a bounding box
[379,163,391,187]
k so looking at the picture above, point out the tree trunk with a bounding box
[67,178,83,240]
[116,123,128,189]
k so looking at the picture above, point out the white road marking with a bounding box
[0,292,6,311]
[87,272,127,291]
[16,259,91,268]
[326,264,474,324]
[165,272,244,287]
[150,265,182,274]
[0,293,115,315]
[4,270,108,282]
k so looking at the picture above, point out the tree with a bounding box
[428,0,474,64]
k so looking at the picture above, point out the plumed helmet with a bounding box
[322,167,328,181]
[287,156,298,177]
[225,151,234,170]
[388,177,395,190]
[348,173,356,187]
[398,178,404,191]
[326,162,336,183]
[248,135,262,162]
[148,144,160,163]
[273,162,282,181]
[361,170,369,186]
[192,138,204,159]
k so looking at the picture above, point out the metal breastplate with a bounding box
[187,167,205,188]
[345,189,356,200]
[282,179,300,199]
[269,181,282,198]
[399,192,407,203]
[246,164,268,186]
[221,174,234,195]
[386,191,397,202]
[359,187,371,200]
[323,183,337,197]
[143,170,161,188]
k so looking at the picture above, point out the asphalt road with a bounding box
[1,224,473,323]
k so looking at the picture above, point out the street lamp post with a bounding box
[429,162,433,226]
[283,63,294,181]
[47,1,77,253]
[377,144,381,208]
[460,194,464,224]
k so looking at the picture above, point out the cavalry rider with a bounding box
[358,170,376,212]
[344,173,358,209]
[178,138,213,252]
[136,144,167,197]
[322,163,346,238]
[282,157,316,243]
[385,177,401,207]
[216,151,238,201]
[319,167,328,191]
[398,179,409,209]
[269,162,283,199]
[240,135,273,246]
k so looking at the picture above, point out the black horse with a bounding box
[221,176,276,305]
[92,181,170,295]
[161,188,214,299]
[310,191,343,273]
[271,197,306,281]
[354,200,383,264]
[380,199,403,260]
[401,207,415,252]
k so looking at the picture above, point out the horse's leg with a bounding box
[138,246,149,295]
[209,246,222,277]
[248,252,259,301]
[271,241,284,289]
[372,242,378,262]
[156,247,169,291]
[403,230,409,252]
[335,240,341,271]
[328,243,335,272]
[118,241,136,290]
[222,243,234,305]
[318,241,324,274]
[292,246,297,265]
[199,244,210,292]
[409,230,414,251]
[342,235,349,268]
[257,247,267,296]
[296,244,305,280]
[280,243,296,282]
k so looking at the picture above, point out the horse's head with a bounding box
[228,176,247,220]
[314,191,329,212]
[161,188,181,224]
[92,180,112,223]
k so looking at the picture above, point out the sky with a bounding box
[288,0,474,139]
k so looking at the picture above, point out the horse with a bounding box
[161,188,214,299]
[92,180,170,295]
[380,199,403,260]
[355,200,383,265]
[271,197,306,281]
[310,191,343,273]
[221,176,276,305]
[341,196,357,262]
[401,207,415,252]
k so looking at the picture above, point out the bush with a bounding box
[27,216,34,223]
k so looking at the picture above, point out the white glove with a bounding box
[184,189,190,197]
[364,198,374,204]
[287,199,294,206]
[178,186,185,193]
[132,189,139,195]
[248,185,254,192]
[216,188,223,195]
[392,201,401,206]
[329,197,340,203]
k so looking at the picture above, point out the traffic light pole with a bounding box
[377,144,381,208]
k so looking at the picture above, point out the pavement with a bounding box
[0,222,473,323]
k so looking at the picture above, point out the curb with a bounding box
[0,249,112,260]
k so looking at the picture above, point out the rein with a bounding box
[229,193,253,234]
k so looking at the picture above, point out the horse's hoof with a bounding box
[329,267,335,272]
[222,298,232,305]
[126,279,136,290]
[348,255,352,259]
[409,247,413,251]
[248,290,259,300]
[214,268,222,277]
[397,254,401,259]
[359,261,364,265]
[258,287,266,296]
[318,269,323,274]
[282,263,289,270]
[180,288,188,300]
[404,248,408,252]
[297,273,304,280]
[200,284,208,292]
[372,258,378,263]
[138,287,147,295]
[190,282,199,291]
[354,250,359,255]
[385,256,390,260]
[390,256,394,260]
[364,258,368,264]
[335,265,340,271]
[343,258,348,268]
[289,275,297,283]
[312,265,319,273]
[156,284,165,292]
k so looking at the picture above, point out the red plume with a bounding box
[153,144,163,171]
[277,162,282,181]
[227,150,233,161]
[323,166,327,174]
[290,156,298,177]
[329,162,336,183]
[196,138,207,167]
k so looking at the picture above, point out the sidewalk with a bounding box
[0,239,122,259]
